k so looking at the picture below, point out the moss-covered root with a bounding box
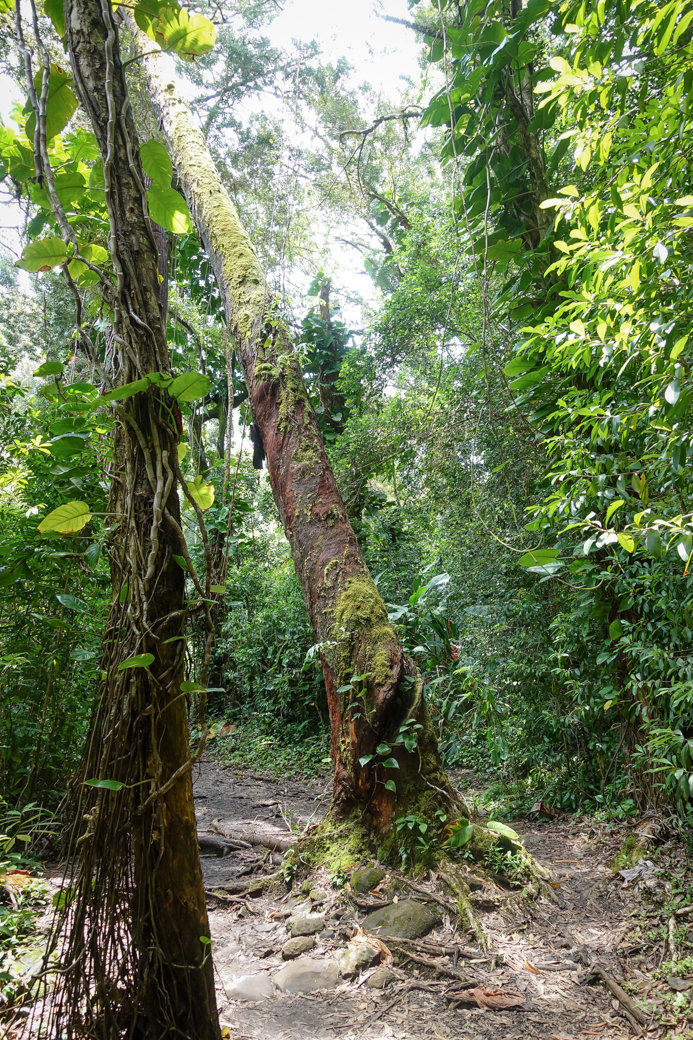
[296,812,376,877]
[438,864,488,952]
[520,849,562,906]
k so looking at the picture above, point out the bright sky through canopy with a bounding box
[264,0,421,96]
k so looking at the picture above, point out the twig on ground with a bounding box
[589,963,648,1031]
[388,942,478,984]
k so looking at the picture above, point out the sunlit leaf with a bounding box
[38,500,92,534]
[140,138,173,187]
[26,66,78,142]
[44,0,65,36]
[154,4,217,58]
[17,237,68,272]
[33,361,64,377]
[486,820,520,841]
[147,184,192,234]
[186,475,214,511]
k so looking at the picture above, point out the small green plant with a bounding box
[330,869,347,889]
[394,813,439,868]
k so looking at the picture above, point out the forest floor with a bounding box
[192,759,693,1040]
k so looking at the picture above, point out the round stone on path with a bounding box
[366,965,395,989]
[224,974,275,1001]
[350,866,386,893]
[362,898,440,939]
[287,912,325,937]
[274,957,339,994]
[336,942,379,979]
[281,935,316,959]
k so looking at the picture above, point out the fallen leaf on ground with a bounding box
[524,959,542,974]
[453,986,524,1009]
[530,799,560,817]
[2,870,33,889]
[618,859,655,884]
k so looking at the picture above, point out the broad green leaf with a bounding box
[38,500,92,534]
[169,371,210,402]
[180,681,207,693]
[70,242,109,285]
[17,237,68,272]
[376,743,391,755]
[177,441,188,463]
[33,361,63,377]
[56,593,89,613]
[83,541,101,568]
[154,5,217,58]
[518,548,558,568]
[147,184,192,234]
[358,755,373,766]
[26,66,78,142]
[84,778,124,790]
[486,820,520,841]
[118,653,155,670]
[608,619,623,640]
[209,584,225,594]
[140,139,173,188]
[382,757,399,769]
[44,0,65,36]
[49,433,89,459]
[616,532,635,553]
[186,475,214,511]
[101,378,149,402]
[605,499,624,524]
[670,336,688,360]
[384,779,397,792]
[444,821,474,849]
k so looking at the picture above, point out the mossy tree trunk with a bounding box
[47,0,219,1035]
[129,21,455,836]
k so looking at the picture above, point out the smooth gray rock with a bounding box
[667,977,692,992]
[225,974,275,1001]
[336,942,379,979]
[351,866,386,893]
[274,957,339,994]
[281,935,316,960]
[366,965,395,989]
[362,898,440,939]
[287,912,325,937]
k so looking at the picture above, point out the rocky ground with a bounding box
[192,760,693,1040]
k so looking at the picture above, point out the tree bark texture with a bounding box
[46,0,219,1036]
[128,20,453,833]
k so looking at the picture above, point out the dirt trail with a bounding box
[194,760,681,1040]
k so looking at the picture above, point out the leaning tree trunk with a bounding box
[45,0,219,1036]
[127,19,454,836]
